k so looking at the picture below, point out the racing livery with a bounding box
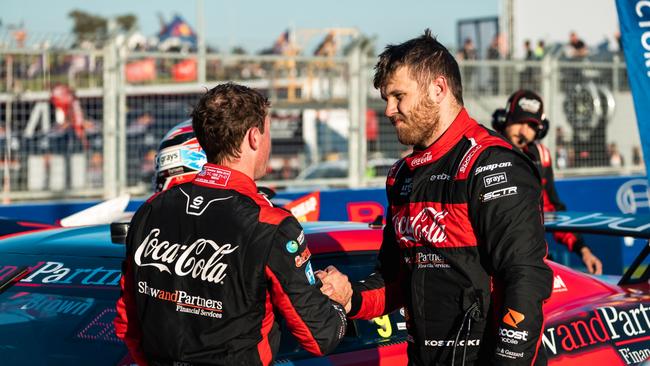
[525,142,587,254]
[114,164,346,365]
[347,109,554,365]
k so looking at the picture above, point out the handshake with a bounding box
[316,266,353,313]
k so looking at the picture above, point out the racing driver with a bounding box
[114,83,347,365]
[319,30,553,365]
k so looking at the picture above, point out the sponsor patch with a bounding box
[400,177,413,196]
[482,186,518,202]
[475,161,512,175]
[503,308,526,328]
[458,142,482,174]
[305,262,316,285]
[158,148,182,170]
[499,327,529,345]
[294,247,311,267]
[409,151,433,168]
[430,173,451,181]
[286,240,299,253]
[424,339,481,347]
[194,165,231,187]
[483,172,508,187]
[138,281,224,319]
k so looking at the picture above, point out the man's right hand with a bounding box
[316,265,353,312]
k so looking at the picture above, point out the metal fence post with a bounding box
[347,38,361,188]
[117,41,128,195]
[541,54,556,162]
[102,33,118,199]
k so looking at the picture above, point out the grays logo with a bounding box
[180,188,233,216]
[483,172,508,187]
[475,162,512,175]
[482,186,518,202]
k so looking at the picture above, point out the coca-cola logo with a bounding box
[134,228,238,284]
[410,151,433,167]
[393,206,448,246]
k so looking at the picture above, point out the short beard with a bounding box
[395,95,440,149]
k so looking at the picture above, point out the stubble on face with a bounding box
[395,93,441,149]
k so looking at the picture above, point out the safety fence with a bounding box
[0,41,645,201]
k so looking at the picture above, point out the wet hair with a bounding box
[373,29,463,105]
[191,82,270,164]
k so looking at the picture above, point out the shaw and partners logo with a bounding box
[542,303,650,364]
[393,205,449,247]
[135,228,238,284]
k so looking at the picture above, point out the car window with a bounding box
[275,252,407,362]
[0,254,128,365]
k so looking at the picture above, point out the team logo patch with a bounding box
[295,248,311,267]
[285,240,299,253]
[503,308,526,328]
[305,262,316,285]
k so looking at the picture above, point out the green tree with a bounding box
[68,10,138,44]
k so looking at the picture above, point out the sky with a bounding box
[1,0,498,52]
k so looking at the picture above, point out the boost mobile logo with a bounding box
[503,308,525,328]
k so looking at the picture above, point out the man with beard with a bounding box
[318,30,553,365]
[492,90,602,275]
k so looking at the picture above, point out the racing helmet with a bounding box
[153,119,207,192]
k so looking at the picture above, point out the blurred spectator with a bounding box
[608,143,624,167]
[458,38,477,93]
[458,38,477,60]
[521,40,536,89]
[632,146,643,166]
[487,34,502,60]
[486,34,504,94]
[567,31,589,59]
[523,39,534,60]
[534,40,546,59]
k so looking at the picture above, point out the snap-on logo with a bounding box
[475,162,512,175]
[503,308,525,328]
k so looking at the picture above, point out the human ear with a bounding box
[247,127,261,151]
[428,75,447,103]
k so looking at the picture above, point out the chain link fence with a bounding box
[0,40,644,201]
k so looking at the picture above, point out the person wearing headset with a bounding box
[492,89,603,275]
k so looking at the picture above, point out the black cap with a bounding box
[506,90,544,125]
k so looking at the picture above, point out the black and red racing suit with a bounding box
[347,109,553,365]
[524,141,587,254]
[114,164,346,366]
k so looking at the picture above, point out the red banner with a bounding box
[172,58,197,82]
[125,58,156,83]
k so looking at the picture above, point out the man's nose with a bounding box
[385,99,397,118]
